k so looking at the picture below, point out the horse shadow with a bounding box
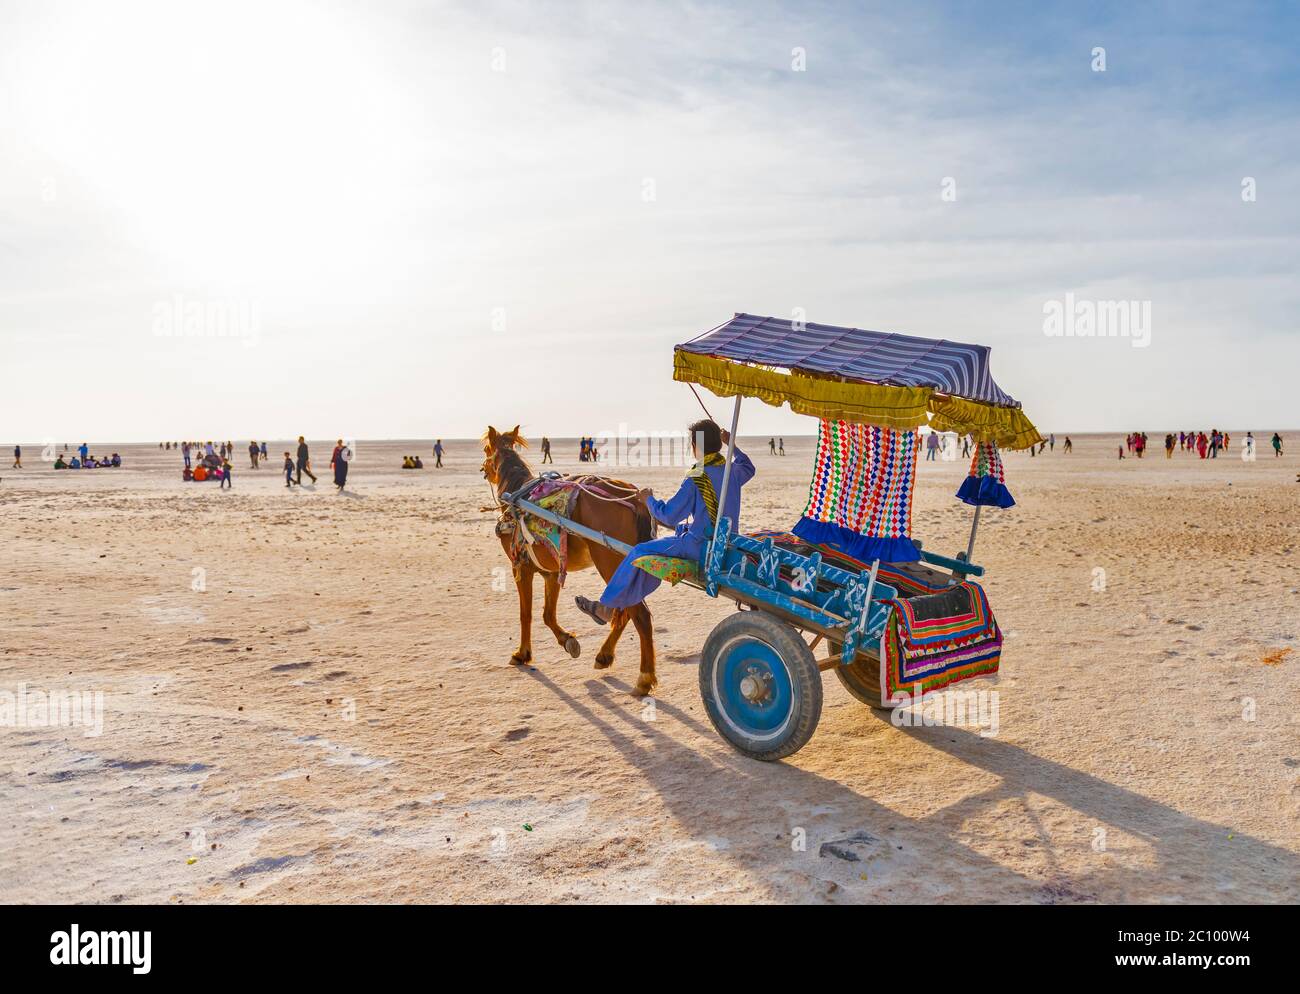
[522,668,1299,903]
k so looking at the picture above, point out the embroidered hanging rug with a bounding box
[880,581,1003,702]
[955,440,1015,508]
[792,420,921,563]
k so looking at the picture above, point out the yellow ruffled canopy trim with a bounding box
[673,350,929,431]
[674,350,1043,449]
[927,395,1044,450]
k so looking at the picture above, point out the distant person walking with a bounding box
[1165,433,1175,458]
[925,431,940,461]
[220,455,233,489]
[1272,432,1283,457]
[434,439,444,468]
[182,441,192,469]
[769,438,776,455]
[296,436,317,484]
[249,441,260,468]
[260,441,268,462]
[1048,433,1055,451]
[283,451,295,487]
[541,437,552,464]
[331,439,349,493]
[11,445,20,469]
[778,438,785,456]
[1063,436,1073,453]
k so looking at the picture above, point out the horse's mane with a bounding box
[496,446,534,493]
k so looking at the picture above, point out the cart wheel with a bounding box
[699,612,822,761]
[827,642,898,710]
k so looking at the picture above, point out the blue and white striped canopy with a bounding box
[678,313,1021,408]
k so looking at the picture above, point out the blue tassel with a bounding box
[955,475,1015,509]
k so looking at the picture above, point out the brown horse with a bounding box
[482,425,660,696]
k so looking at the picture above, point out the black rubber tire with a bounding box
[699,612,822,761]
[828,641,898,710]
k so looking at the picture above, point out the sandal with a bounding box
[574,595,608,627]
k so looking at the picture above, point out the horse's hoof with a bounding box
[564,636,581,658]
[631,676,657,697]
[593,653,614,670]
[510,651,532,666]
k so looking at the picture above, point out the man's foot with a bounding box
[574,595,609,626]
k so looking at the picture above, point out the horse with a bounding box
[482,425,660,696]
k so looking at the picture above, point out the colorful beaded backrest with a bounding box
[955,440,1015,509]
[792,420,921,563]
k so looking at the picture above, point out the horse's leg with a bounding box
[542,571,581,658]
[569,492,653,689]
[627,602,657,696]
[510,562,534,665]
[595,609,630,669]
[584,543,635,671]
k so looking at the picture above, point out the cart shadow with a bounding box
[525,669,1299,903]
[523,668,1042,899]
[887,717,1300,901]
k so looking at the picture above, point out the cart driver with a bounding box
[575,418,754,623]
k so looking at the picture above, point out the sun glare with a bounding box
[12,0,418,289]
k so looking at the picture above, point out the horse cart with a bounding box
[501,313,1041,760]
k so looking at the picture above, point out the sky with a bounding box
[1,0,1297,442]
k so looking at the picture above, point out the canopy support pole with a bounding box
[709,395,743,562]
[964,505,982,564]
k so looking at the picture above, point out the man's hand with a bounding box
[636,487,654,505]
[719,428,731,445]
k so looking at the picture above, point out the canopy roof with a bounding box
[674,313,1042,448]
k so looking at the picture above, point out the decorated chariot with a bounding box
[504,313,1040,760]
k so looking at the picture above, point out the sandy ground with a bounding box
[1,433,1297,904]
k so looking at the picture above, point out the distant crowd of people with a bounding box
[171,437,351,492]
[52,443,122,469]
[1117,430,1284,460]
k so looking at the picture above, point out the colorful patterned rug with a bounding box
[515,484,577,582]
[747,530,953,598]
[880,581,1001,702]
[792,420,921,563]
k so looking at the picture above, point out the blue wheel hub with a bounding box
[711,636,794,742]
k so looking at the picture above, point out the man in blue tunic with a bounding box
[575,419,755,624]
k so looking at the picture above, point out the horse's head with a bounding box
[481,425,529,487]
